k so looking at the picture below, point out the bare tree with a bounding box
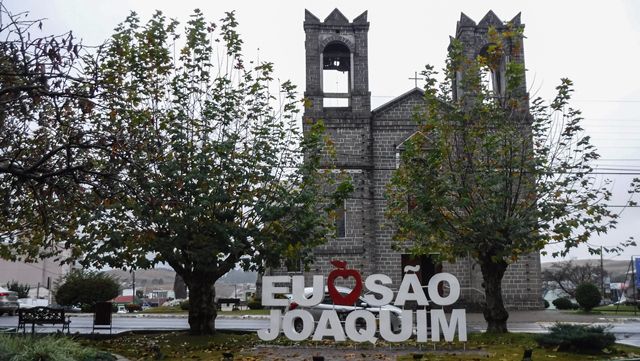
[0,4,117,262]
[543,261,607,298]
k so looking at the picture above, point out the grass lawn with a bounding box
[592,305,640,314]
[140,306,187,314]
[81,332,254,360]
[82,331,640,361]
[565,304,640,316]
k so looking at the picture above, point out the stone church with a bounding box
[296,9,542,310]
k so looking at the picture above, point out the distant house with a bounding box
[111,295,134,307]
[148,290,174,299]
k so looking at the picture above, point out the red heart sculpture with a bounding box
[327,260,362,306]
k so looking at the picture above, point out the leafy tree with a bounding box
[0,4,115,263]
[5,280,30,298]
[70,10,349,334]
[386,25,637,332]
[575,283,601,312]
[54,269,120,308]
[543,261,606,298]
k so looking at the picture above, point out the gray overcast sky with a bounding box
[8,0,640,263]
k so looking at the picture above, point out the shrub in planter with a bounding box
[553,297,574,310]
[544,299,550,308]
[179,300,189,310]
[125,303,142,313]
[575,283,601,312]
[535,323,615,353]
[247,298,263,310]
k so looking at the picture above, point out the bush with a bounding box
[0,334,115,361]
[125,303,142,313]
[544,299,550,309]
[626,300,640,310]
[179,300,189,311]
[575,283,601,312]
[535,323,616,353]
[5,281,30,298]
[247,298,263,310]
[553,297,574,310]
[54,270,120,309]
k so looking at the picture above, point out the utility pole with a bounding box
[601,246,605,298]
[132,270,136,302]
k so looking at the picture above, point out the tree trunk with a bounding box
[174,274,188,299]
[479,259,509,333]
[186,275,217,335]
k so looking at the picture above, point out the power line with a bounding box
[597,159,640,161]
[324,152,640,172]
[583,119,640,122]
[309,166,640,175]
[369,95,640,103]
[571,99,640,103]
[339,195,640,208]
[324,168,640,175]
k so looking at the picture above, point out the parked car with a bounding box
[285,286,403,333]
[0,287,19,316]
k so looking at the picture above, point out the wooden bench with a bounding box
[17,307,70,334]
[216,298,240,311]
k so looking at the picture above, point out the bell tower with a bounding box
[303,9,370,116]
[451,11,528,102]
[302,9,376,282]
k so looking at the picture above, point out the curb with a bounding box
[69,313,271,320]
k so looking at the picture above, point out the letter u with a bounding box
[291,275,324,307]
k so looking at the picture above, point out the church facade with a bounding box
[299,9,542,310]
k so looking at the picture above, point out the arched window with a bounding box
[322,42,351,107]
[478,43,507,97]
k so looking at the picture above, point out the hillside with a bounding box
[541,259,633,282]
[103,267,258,292]
[104,268,175,290]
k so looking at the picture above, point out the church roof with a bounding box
[396,131,428,151]
[477,10,503,28]
[324,9,350,25]
[371,87,425,115]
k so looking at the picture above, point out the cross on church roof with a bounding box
[409,71,424,88]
